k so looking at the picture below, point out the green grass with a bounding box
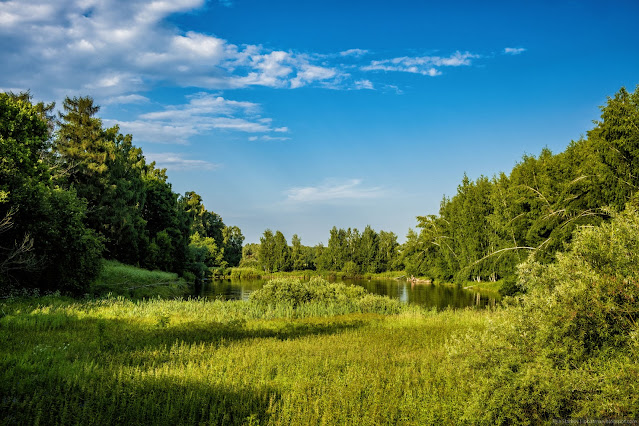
[0,294,486,425]
[89,260,188,298]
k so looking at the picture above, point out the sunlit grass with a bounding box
[89,260,188,298]
[0,295,487,425]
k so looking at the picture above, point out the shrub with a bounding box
[461,205,639,422]
[249,277,403,314]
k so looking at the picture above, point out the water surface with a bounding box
[194,277,499,309]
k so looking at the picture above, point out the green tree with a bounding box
[359,225,379,273]
[291,234,304,270]
[239,243,260,268]
[190,231,226,268]
[378,230,399,272]
[259,229,276,272]
[588,85,639,210]
[1,93,102,294]
[327,227,348,271]
[273,231,292,272]
[315,242,331,271]
[222,225,244,267]
[55,96,148,264]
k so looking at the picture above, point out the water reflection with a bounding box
[194,277,499,309]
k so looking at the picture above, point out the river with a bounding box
[194,277,499,309]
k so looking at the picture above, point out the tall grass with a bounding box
[0,290,486,425]
[89,260,188,298]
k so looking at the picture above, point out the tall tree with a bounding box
[222,226,244,267]
[55,96,148,263]
[259,229,276,272]
[273,231,292,272]
[359,225,379,273]
[1,93,102,294]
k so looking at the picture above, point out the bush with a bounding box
[498,275,523,297]
[249,277,403,314]
[460,206,639,422]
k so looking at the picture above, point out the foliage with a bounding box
[460,205,639,422]
[1,91,245,291]
[0,93,103,295]
[250,277,403,314]
[222,225,244,267]
[404,84,639,283]
[190,231,226,268]
[250,225,399,275]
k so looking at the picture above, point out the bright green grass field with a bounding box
[0,296,486,425]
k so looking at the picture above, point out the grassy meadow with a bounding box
[0,293,486,425]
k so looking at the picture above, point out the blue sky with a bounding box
[1,0,638,244]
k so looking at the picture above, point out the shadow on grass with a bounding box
[0,308,372,425]
[85,315,368,356]
[2,362,277,425]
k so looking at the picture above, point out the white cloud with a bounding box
[340,48,369,57]
[249,135,291,141]
[144,152,219,170]
[109,92,288,143]
[0,0,350,100]
[504,47,526,55]
[290,64,338,89]
[103,94,150,105]
[361,51,478,75]
[354,79,374,90]
[104,119,197,144]
[285,179,385,203]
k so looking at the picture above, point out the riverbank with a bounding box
[90,260,189,299]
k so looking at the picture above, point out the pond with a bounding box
[193,277,499,309]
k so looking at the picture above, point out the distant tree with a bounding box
[327,227,348,271]
[223,226,244,267]
[315,242,331,271]
[273,231,292,272]
[291,234,304,270]
[190,231,226,268]
[202,211,225,246]
[378,230,399,272]
[239,243,260,268]
[259,229,276,272]
[359,225,379,273]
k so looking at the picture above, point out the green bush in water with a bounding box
[249,277,402,314]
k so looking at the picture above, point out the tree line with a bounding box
[0,93,243,295]
[244,85,639,286]
[401,85,639,285]
[241,225,401,274]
